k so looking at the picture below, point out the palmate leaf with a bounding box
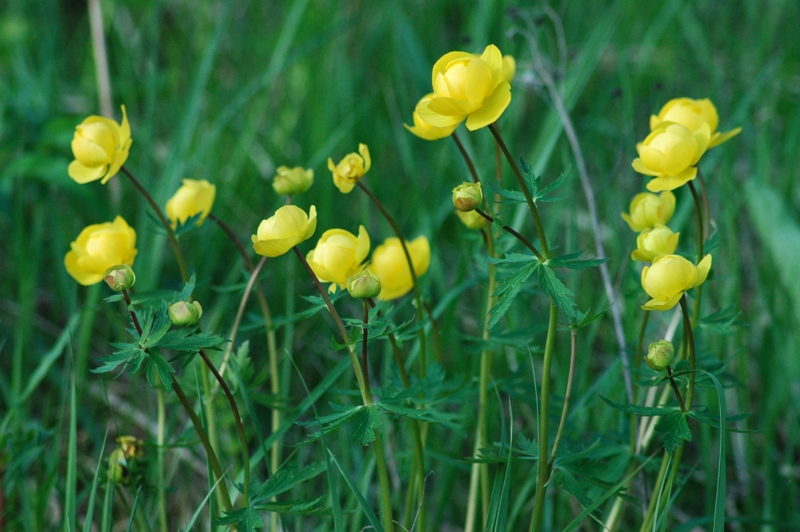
[377,402,460,426]
[536,262,578,318]
[655,410,692,454]
[548,250,608,270]
[488,259,538,330]
[213,506,264,531]
[252,462,326,502]
[351,405,383,445]
[298,404,383,446]
[698,305,744,336]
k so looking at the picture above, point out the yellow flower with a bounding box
[455,209,487,230]
[252,205,317,257]
[107,436,144,485]
[404,93,459,140]
[273,166,314,196]
[65,216,138,286]
[307,226,371,290]
[621,191,676,232]
[650,97,741,149]
[631,224,680,263]
[165,179,216,229]
[328,144,371,194]
[632,122,711,192]
[368,236,430,301]
[68,105,132,184]
[415,45,515,131]
[641,254,712,311]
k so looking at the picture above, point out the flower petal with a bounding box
[645,167,696,192]
[465,82,511,131]
[68,161,108,184]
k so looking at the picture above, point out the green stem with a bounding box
[678,296,697,409]
[530,299,559,532]
[639,453,671,531]
[488,124,550,258]
[199,349,250,503]
[452,131,481,184]
[357,181,433,371]
[547,328,577,469]
[120,166,189,283]
[665,365,687,413]
[475,208,543,261]
[156,387,168,531]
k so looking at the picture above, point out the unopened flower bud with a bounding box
[347,270,382,299]
[104,265,136,291]
[108,436,144,485]
[452,182,483,212]
[645,340,675,370]
[169,300,203,326]
[272,166,314,196]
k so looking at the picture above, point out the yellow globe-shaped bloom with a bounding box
[632,122,711,192]
[404,93,460,141]
[456,209,487,230]
[272,166,314,196]
[328,144,371,194]
[68,105,132,185]
[368,236,430,301]
[415,45,515,132]
[251,205,317,257]
[621,191,676,232]
[65,216,138,286]
[641,254,712,311]
[631,224,680,263]
[165,179,216,229]
[307,226,371,290]
[650,97,741,149]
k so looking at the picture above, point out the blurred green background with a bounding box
[1,0,799,528]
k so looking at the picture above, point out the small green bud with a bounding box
[272,166,314,196]
[347,270,382,299]
[169,300,203,326]
[645,339,675,370]
[452,182,483,212]
[104,265,136,291]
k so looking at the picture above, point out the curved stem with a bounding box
[357,181,433,371]
[530,299,559,532]
[678,296,697,409]
[488,124,550,258]
[199,349,250,502]
[120,166,189,283]
[452,132,481,184]
[665,365,687,413]
[688,181,704,264]
[156,387,167,532]
[475,208,543,261]
[547,328,577,468]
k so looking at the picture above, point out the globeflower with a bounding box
[65,216,138,286]
[632,121,711,192]
[456,209,487,230]
[650,97,741,149]
[631,224,679,263]
[68,105,132,184]
[415,45,515,131]
[641,254,712,311]
[621,191,676,232]
[307,226,370,291]
[272,166,314,196]
[252,205,317,257]
[368,236,430,301]
[328,144,371,194]
[404,93,459,141]
[165,179,216,229]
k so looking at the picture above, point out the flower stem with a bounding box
[475,208,543,261]
[357,181,434,372]
[688,181,704,264]
[452,131,480,184]
[678,296,697,409]
[665,365,687,413]
[156,387,167,532]
[548,328,577,469]
[530,299,559,532]
[120,166,189,283]
[488,124,550,258]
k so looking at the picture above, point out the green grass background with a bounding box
[1,0,799,529]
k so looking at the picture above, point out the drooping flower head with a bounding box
[307,225,371,291]
[368,236,430,301]
[165,179,216,229]
[631,224,680,263]
[415,45,515,132]
[252,205,317,257]
[65,216,138,286]
[632,121,710,192]
[68,105,132,184]
[621,191,676,232]
[272,166,314,196]
[328,144,371,194]
[641,254,712,311]
[650,97,741,149]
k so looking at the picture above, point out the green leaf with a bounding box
[698,306,744,336]
[536,263,578,318]
[376,402,460,426]
[532,165,572,203]
[351,405,383,446]
[488,259,538,329]
[213,506,265,531]
[600,396,679,417]
[548,251,608,270]
[655,410,692,454]
[253,462,326,502]
[327,450,384,532]
[254,497,328,515]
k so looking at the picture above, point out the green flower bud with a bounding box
[108,436,144,485]
[645,339,675,370]
[169,300,203,326]
[347,269,382,299]
[272,166,314,196]
[452,182,483,212]
[104,265,136,291]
